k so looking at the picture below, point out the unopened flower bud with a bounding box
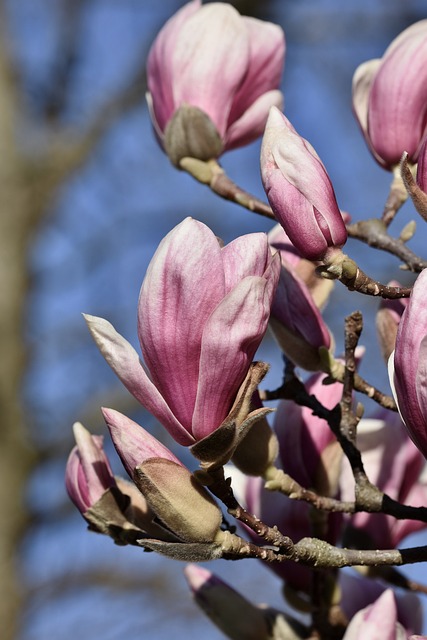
[261,107,347,261]
[65,422,116,514]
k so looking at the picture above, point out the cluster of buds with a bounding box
[65,3,427,639]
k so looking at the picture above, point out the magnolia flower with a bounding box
[353,20,427,169]
[340,412,427,548]
[85,218,280,447]
[147,0,285,165]
[342,590,406,640]
[390,269,427,459]
[65,422,116,514]
[269,262,332,370]
[261,107,347,261]
[275,372,343,493]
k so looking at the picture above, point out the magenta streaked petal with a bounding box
[221,233,270,291]
[192,277,272,440]
[138,218,225,429]
[102,408,182,479]
[146,0,201,132]
[225,90,284,151]
[170,4,249,138]
[84,314,193,446]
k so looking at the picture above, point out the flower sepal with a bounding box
[190,361,273,469]
[163,104,223,166]
[84,486,148,546]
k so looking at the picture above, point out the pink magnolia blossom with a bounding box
[269,262,332,370]
[275,372,343,491]
[390,269,427,459]
[261,107,347,261]
[342,589,407,640]
[340,412,427,548]
[85,218,280,446]
[65,422,116,514]
[147,0,285,164]
[353,20,427,169]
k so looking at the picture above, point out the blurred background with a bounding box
[2,0,427,638]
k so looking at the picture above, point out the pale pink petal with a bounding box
[192,276,272,439]
[221,233,270,291]
[369,26,427,163]
[225,90,283,150]
[227,17,285,124]
[84,314,193,445]
[102,408,182,479]
[171,4,249,138]
[146,0,201,132]
[352,59,381,140]
[138,218,225,430]
[343,590,403,640]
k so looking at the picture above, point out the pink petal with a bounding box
[192,276,272,440]
[227,17,285,125]
[369,23,427,163]
[342,590,404,640]
[221,233,270,291]
[138,218,225,431]
[170,4,250,138]
[272,263,331,349]
[225,90,284,151]
[146,0,201,132]
[102,408,182,479]
[84,314,193,445]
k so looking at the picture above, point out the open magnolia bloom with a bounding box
[147,0,285,165]
[85,218,280,457]
[352,20,427,169]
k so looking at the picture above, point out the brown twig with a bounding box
[179,157,275,220]
[346,219,427,273]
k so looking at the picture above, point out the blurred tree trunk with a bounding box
[0,6,146,635]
